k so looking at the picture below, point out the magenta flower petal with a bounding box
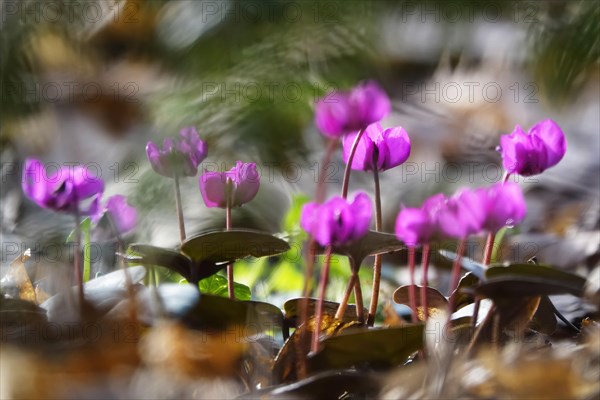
[498,119,566,176]
[349,81,392,127]
[315,93,351,137]
[482,182,527,232]
[300,193,372,247]
[381,126,411,169]
[22,158,104,215]
[199,161,260,209]
[105,195,137,234]
[314,81,391,137]
[437,189,486,239]
[146,127,208,178]
[230,161,260,206]
[342,123,411,172]
[348,192,373,240]
[71,166,104,200]
[395,207,431,247]
[199,171,228,208]
[342,124,378,170]
[529,119,566,167]
[22,158,50,206]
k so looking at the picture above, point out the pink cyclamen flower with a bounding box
[498,119,566,176]
[479,182,527,232]
[437,188,487,239]
[22,158,104,215]
[395,193,446,247]
[199,161,260,208]
[146,126,208,178]
[301,192,372,247]
[315,81,391,137]
[342,123,411,171]
[92,195,137,234]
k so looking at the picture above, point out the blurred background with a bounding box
[1,0,598,305]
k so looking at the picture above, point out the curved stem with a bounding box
[408,247,418,323]
[448,239,466,313]
[173,174,186,244]
[420,243,431,321]
[367,164,382,326]
[311,245,333,354]
[341,128,365,199]
[335,274,357,320]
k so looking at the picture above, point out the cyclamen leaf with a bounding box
[181,229,290,263]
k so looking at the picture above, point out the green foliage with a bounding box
[198,274,252,301]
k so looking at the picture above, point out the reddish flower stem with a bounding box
[408,247,418,323]
[471,173,509,328]
[367,163,382,326]
[226,178,234,299]
[448,239,466,313]
[335,273,357,320]
[420,243,431,321]
[311,245,333,354]
[341,128,365,199]
[298,138,339,379]
[173,174,186,244]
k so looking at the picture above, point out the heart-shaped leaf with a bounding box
[125,244,192,278]
[393,285,449,321]
[308,324,424,371]
[181,229,290,264]
[183,294,286,339]
[283,297,367,326]
[476,264,587,298]
[330,231,405,265]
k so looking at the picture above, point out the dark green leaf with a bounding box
[327,230,405,265]
[183,294,285,338]
[181,229,290,264]
[308,324,424,371]
[477,264,587,298]
[125,244,192,279]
